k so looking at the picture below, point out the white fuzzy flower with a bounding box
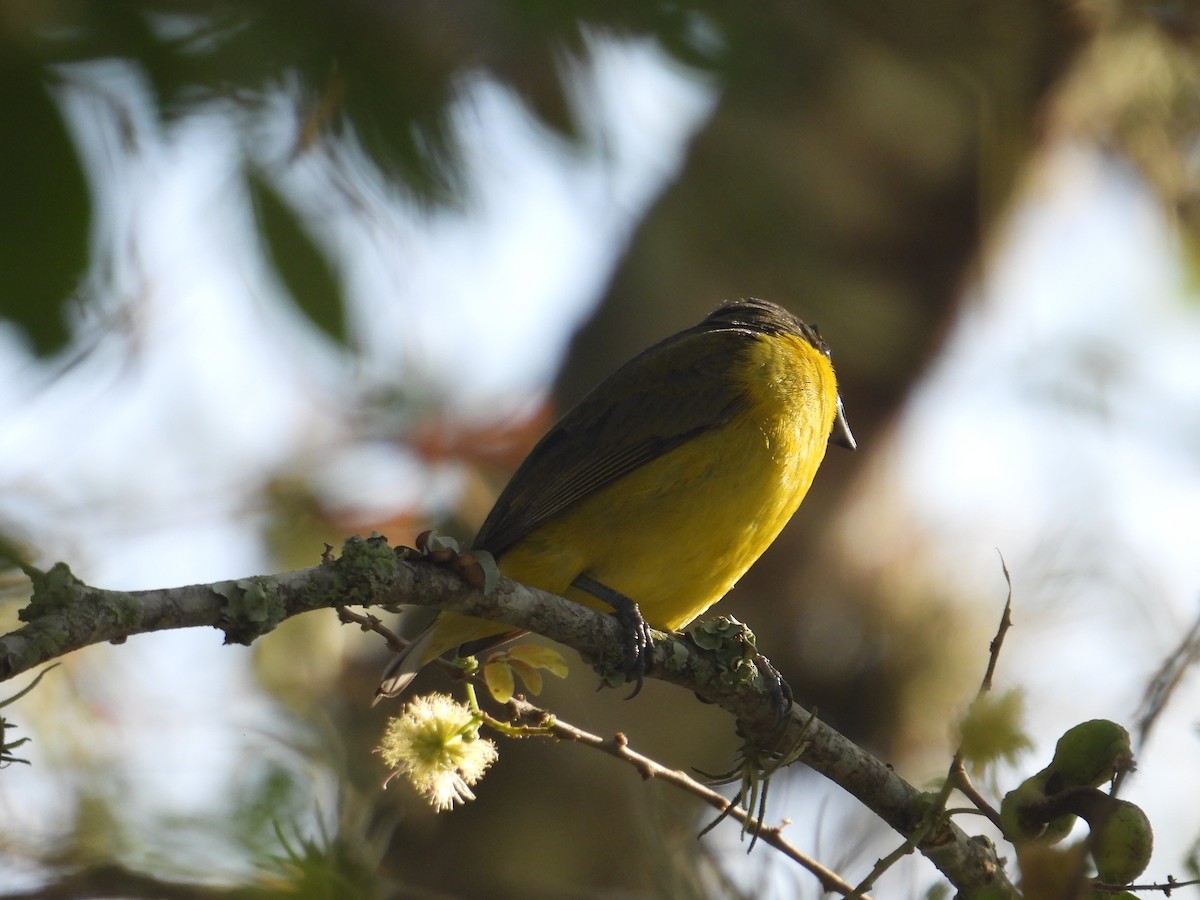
[378,692,498,812]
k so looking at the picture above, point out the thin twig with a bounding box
[337,605,474,686]
[1133,602,1200,751]
[949,757,1003,831]
[980,551,1014,696]
[504,695,869,899]
[857,554,1016,893]
[950,553,1015,808]
[943,560,1015,830]
[1094,875,1200,894]
[847,758,959,899]
[336,606,405,652]
[367,615,859,892]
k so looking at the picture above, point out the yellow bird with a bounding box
[377,298,854,699]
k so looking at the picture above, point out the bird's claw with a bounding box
[755,652,794,725]
[613,598,654,698]
[571,572,654,697]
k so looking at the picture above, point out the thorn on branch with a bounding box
[336,606,406,653]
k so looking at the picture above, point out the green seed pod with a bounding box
[1090,799,1153,885]
[999,771,1076,844]
[1048,720,1132,789]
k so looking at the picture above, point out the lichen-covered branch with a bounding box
[0,535,1014,897]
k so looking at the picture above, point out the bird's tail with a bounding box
[373,624,442,703]
[373,612,514,704]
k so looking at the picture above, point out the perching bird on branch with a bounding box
[377,298,854,700]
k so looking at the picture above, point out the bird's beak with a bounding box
[830,396,856,450]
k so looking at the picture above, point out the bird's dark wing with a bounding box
[473,322,756,557]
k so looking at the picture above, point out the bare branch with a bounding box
[1134,601,1200,751]
[980,552,1015,695]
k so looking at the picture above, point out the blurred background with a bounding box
[2,1,1199,896]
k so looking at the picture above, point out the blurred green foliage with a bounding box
[0,0,721,354]
[247,169,346,346]
[4,1,1200,356]
[0,66,89,356]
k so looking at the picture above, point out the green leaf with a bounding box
[247,169,347,347]
[0,67,90,356]
[483,661,515,703]
[956,688,1032,769]
[507,644,568,678]
[508,660,543,696]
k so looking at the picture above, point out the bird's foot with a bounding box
[571,573,654,697]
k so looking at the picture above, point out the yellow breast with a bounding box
[498,331,839,631]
